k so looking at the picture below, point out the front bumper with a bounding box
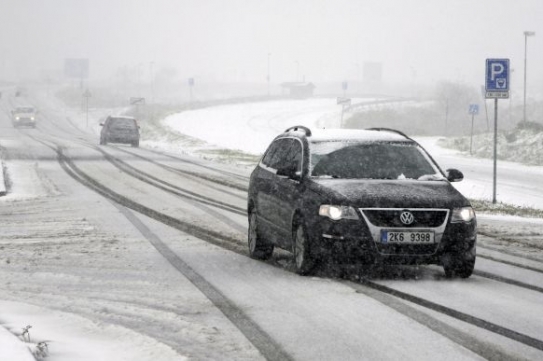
[13,118,36,126]
[308,211,477,265]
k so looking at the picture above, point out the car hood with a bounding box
[310,179,468,209]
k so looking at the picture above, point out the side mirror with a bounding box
[446,168,464,182]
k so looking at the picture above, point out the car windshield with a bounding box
[16,107,34,113]
[310,141,441,180]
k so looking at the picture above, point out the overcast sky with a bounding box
[0,0,542,89]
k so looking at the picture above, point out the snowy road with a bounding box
[1,93,543,360]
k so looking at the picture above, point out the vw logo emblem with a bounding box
[400,211,415,225]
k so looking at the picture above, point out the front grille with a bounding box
[360,208,449,256]
[362,209,448,228]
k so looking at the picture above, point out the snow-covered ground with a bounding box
[2,93,543,360]
[162,98,374,155]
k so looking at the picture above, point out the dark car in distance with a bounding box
[247,126,476,278]
[100,116,140,147]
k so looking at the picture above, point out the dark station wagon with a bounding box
[100,116,140,147]
[247,126,477,277]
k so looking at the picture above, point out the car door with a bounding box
[101,117,110,139]
[254,139,284,243]
[268,138,305,248]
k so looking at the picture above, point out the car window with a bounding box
[310,142,438,179]
[261,140,280,167]
[109,118,137,129]
[267,138,291,169]
[16,107,35,113]
[279,138,302,173]
[261,138,294,170]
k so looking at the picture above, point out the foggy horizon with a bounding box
[1,0,542,92]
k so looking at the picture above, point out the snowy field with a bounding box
[162,98,374,155]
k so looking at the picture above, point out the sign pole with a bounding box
[337,97,351,128]
[470,113,475,155]
[492,98,498,204]
[468,104,479,154]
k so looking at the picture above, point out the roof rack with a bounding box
[366,127,411,140]
[284,125,312,136]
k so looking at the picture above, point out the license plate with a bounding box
[381,230,435,244]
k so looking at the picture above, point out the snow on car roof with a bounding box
[306,128,410,142]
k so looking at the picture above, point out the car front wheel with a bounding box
[443,249,476,278]
[293,222,316,275]
[248,209,274,260]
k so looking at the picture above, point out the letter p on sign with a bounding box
[490,63,505,81]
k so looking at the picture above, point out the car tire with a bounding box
[443,249,476,278]
[293,222,316,275]
[248,209,274,260]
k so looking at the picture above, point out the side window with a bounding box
[261,138,303,172]
[268,139,290,169]
[261,141,279,167]
[276,139,302,172]
[261,138,291,170]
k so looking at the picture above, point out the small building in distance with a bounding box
[280,82,316,98]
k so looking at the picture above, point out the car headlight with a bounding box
[30,117,35,120]
[451,206,475,223]
[319,205,359,220]
[16,117,20,120]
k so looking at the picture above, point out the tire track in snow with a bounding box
[28,138,292,361]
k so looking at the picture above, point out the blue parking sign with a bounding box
[485,59,509,98]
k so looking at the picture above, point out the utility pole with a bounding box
[83,89,91,128]
[150,61,155,121]
[267,53,271,96]
[523,31,535,122]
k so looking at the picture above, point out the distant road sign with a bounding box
[64,58,89,79]
[485,59,510,98]
[468,104,479,115]
[130,97,145,105]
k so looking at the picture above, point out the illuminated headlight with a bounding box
[319,205,358,220]
[451,207,475,223]
[30,117,35,120]
[16,117,20,120]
